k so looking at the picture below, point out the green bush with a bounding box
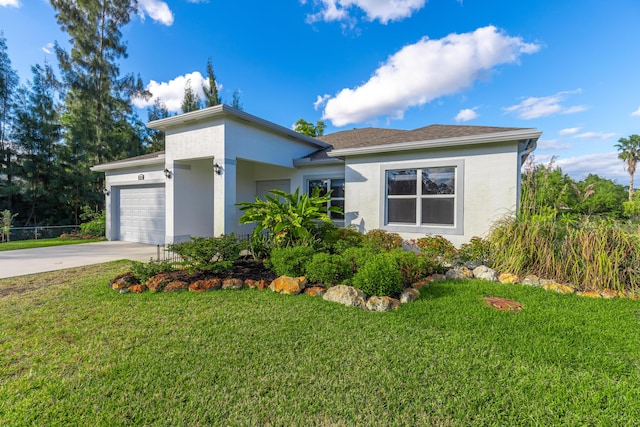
[130,259,175,283]
[79,206,106,237]
[363,229,404,252]
[387,248,435,285]
[341,246,378,274]
[267,246,315,277]
[316,223,365,254]
[352,253,403,297]
[305,253,352,286]
[457,236,491,265]
[168,234,247,273]
[415,235,457,265]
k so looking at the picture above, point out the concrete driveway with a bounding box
[0,241,160,279]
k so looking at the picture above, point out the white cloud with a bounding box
[631,107,640,117]
[454,108,478,122]
[133,71,206,112]
[573,131,617,139]
[41,43,54,54]
[138,0,174,26]
[0,0,20,7]
[314,94,330,110]
[504,90,588,119]
[321,26,540,127]
[559,127,580,135]
[535,138,572,151]
[554,152,628,182]
[305,0,426,24]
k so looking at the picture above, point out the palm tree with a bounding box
[615,134,640,202]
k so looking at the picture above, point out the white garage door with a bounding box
[117,185,165,244]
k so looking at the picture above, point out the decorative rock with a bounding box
[146,273,174,292]
[304,286,326,297]
[431,274,447,282]
[484,297,522,312]
[189,279,222,292]
[600,289,618,299]
[257,279,270,290]
[498,272,519,284]
[270,276,307,295]
[521,275,541,287]
[222,278,244,290]
[576,291,601,298]
[464,261,483,270]
[411,279,430,290]
[445,266,473,280]
[366,296,400,312]
[110,272,138,290]
[400,288,419,303]
[542,280,561,291]
[128,284,147,293]
[119,288,129,294]
[472,265,498,282]
[556,284,575,294]
[244,279,258,289]
[323,285,366,308]
[163,280,189,292]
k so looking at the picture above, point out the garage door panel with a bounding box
[117,185,165,244]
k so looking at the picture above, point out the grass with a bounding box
[0,237,105,251]
[1,263,639,425]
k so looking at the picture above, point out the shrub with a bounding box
[168,234,247,273]
[130,259,175,283]
[387,248,436,285]
[316,223,365,254]
[305,253,352,286]
[341,246,378,274]
[352,253,403,297]
[266,246,315,277]
[363,229,404,252]
[415,235,457,264]
[457,236,491,265]
[79,206,105,237]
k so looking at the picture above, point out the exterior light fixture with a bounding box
[102,188,110,196]
[164,168,172,178]
[213,163,223,175]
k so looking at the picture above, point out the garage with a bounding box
[116,184,165,244]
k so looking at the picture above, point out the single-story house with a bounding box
[91,104,541,246]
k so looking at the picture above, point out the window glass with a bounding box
[421,198,454,225]
[308,179,328,196]
[387,170,417,195]
[388,199,416,223]
[330,179,345,198]
[422,167,455,195]
[330,200,345,220]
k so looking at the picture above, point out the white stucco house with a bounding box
[91,105,541,247]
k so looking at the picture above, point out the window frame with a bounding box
[304,175,346,222]
[380,159,464,235]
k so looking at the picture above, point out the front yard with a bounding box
[1,261,638,425]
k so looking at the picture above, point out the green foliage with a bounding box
[1,209,18,242]
[237,187,341,251]
[457,237,491,265]
[387,248,434,285]
[168,234,246,274]
[353,253,403,297]
[202,57,221,107]
[340,246,378,276]
[316,223,365,253]
[623,192,640,220]
[266,246,315,277]
[130,259,175,283]
[615,134,640,202]
[79,206,105,237]
[363,229,404,251]
[293,118,326,137]
[181,78,202,113]
[415,235,458,265]
[305,253,352,286]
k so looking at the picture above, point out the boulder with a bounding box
[431,274,447,282]
[270,276,307,295]
[189,278,222,292]
[521,275,541,287]
[411,279,430,290]
[445,266,473,280]
[257,279,270,290]
[498,272,519,284]
[244,279,258,289]
[472,265,498,282]
[304,286,327,297]
[222,278,244,290]
[128,284,147,293]
[576,290,601,298]
[163,280,189,292]
[110,272,139,290]
[600,289,618,299]
[366,296,400,312]
[323,285,366,308]
[146,273,174,292]
[400,288,419,304]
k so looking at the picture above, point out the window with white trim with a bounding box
[386,167,456,226]
[308,178,344,220]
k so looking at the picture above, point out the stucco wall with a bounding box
[170,159,214,242]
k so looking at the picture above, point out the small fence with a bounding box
[1,225,81,242]
[155,233,253,263]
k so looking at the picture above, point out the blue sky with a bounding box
[1,0,640,183]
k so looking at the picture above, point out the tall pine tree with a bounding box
[0,32,19,214]
[202,57,221,107]
[181,78,201,113]
[146,98,171,153]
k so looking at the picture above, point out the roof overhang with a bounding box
[91,153,166,172]
[293,156,344,167]
[147,104,330,150]
[326,128,542,157]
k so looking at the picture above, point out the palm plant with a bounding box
[615,134,640,202]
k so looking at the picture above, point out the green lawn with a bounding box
[1,262,638,426]
[0,237,105,251]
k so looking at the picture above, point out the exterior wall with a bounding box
[344,141,520,246]
[102,164,165,242]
